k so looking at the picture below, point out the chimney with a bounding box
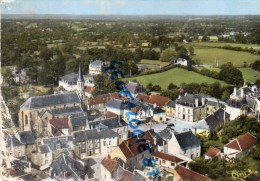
[118,115,122,126]
[241,88,244,98]
[234,87,237,96]
[195,98,199,107]
[202,97,205,106]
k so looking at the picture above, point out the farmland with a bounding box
[192,48,260,66]
[186,42,260,50]
[125,67,227,89]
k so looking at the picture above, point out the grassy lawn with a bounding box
[186,42,260,50]
[192,48,260,66]
[196,67,260,83]
[139,59,169,66]
[125,67,227,89]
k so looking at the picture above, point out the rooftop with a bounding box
[225,132,257,151]
[174,165,208,181]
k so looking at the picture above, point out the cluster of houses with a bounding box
[3,60,259,181]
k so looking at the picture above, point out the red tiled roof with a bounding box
[49,118,69,129]
[225,133,257,151]
[87,92,120,106]
[148,94,171,107]
[85,86,94,94]
[131,106,141,113]
[101,158,118,173]
[153,151,184,163]
[136,93,150,102]
[119,170,134,181]
[205,147,220,158]
[174,165,209,181]
[53,130,63,137]
[104,111,118,118]
[119,131,155,159]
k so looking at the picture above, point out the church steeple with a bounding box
[77,64,84,99]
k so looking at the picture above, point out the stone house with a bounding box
[175,94,207,122]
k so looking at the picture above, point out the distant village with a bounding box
[1,59,260,181]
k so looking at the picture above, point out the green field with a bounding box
[125,67,227,89]
[186,42,260,50]
[139,59,169,66]
[196,67,260,82]
[192,48,260,66]
[1,66,14,74]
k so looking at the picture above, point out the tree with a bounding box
[160,48,177,62]
[219,62,243,86]
[188,46,195,55]
[146,83,153,92]
[201,35,209,42]
[133,48,143,63]
[3,68,16,86]
[167,83,177,90]
[251,60,260,71]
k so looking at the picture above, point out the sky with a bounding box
[1,0,260,15]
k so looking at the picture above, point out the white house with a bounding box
[158,128,201,159]
[89,60,104,75]
[174,58,189,66]
[224,132,257,160]
[175,94,207,122]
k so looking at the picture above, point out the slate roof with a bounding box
[90,60,103,67]
[91,117,128,129]
[50,153,86,180]
[69,112,88,127]
[166,100,176,108]
[234,87,253,97]
[42,136,73,151]
[73,128,119,142]
[153,151,184,163]
[157,128,173,140]
[47,106,83,116]
[39,145,51,154]
[174,165,209,181]
[20,93,80,109]
[106,99,128,110]
[175,131,201,149]
[19,131,36,145]
[193,108,229,130]
[227,99,247,109]
[126,82,138,94]
[176,93,206,107]
[6,131,35,147]
[60,73,78,84]
[225,132,258,151]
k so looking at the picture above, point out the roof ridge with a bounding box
[236,138,242,151]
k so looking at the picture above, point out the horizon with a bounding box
[1,0,260,16]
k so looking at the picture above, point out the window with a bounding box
[188,109,190,114]
[184,149,186,154]
[103,141,106,146]
[191,154,194,159]
[64,104,66,108]
[160,117,162,121]
[162,160,166,164]
[197,153,199,157]
[142,154,145,158]
[117,129,119,133]
[54,106,56,109]
[45,153,47,157]
[171,162,175,166]
[109,141,111,145]
[25,115,28,125]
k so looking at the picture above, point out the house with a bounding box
[158,129,201,159]
[153,107,167,122]
[73,128,119,158]
[122,82,146,99]
[50,153,94,180]
[224,132,258,160]
[31,145,53,170]
[147,94,171,108]
[58,65,85,98]
[152,151,187,169]
[89,60,104,75]
[5,131,36,158]
[173,165,209,181]
[68,112,89,133]
[91,116,128,143]
[164,100,176,118]
[193,108,230,137]
[101,157,119,181]
[110,130,164,171]
[136,93,150,102]
[174,58,189,66]
[19,92,81,133]
[206,98,225,115]
[47,117,69,136]
[86,92,120,111]
[205,147,221,159]
[105,98,128,116]
[175,94,207,122]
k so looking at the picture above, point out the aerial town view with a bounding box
[0,0,260,180]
